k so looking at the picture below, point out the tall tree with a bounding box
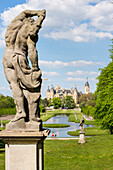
[94,39,113,134]
[79,93,95,108]
[53,97,61,109]
[0,95,15,108]
[63,96,76,109]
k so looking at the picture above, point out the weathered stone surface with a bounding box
[78,133,86,144]
[6,118,42,131]
[0,129,50,170]
[3,10,46,129]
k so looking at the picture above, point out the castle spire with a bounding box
[85,77,90,94]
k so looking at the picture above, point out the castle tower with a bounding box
[46,86,50,100]
[50,85,54,99]
[56,84,60,92]
[85,77,90,94]
[73,85,78,104]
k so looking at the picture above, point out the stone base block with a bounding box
[6,118,42,132]
[0,129,50,170]
[78,133,86,144]
[6,143,38,170]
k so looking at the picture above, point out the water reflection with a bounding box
[43,115,93,138]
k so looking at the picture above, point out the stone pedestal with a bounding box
[78,131,85,144]
[0,129,50,170]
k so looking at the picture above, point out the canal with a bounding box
[43,115,93,138]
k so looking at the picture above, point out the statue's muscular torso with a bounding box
[3,19,38,69]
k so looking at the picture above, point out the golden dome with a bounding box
[56,84,60,91]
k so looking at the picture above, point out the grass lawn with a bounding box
[68,127,109,136]
[1,135,113,169]
[43,124,70,128]
[44,135,113,170]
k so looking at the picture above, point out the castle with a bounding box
[46,78,90,104]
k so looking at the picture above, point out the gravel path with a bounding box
[0,115,14,120]
[82,114,94,121]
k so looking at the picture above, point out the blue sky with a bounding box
[0,0,113,98]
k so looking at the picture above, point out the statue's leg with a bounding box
[27,92,41,122]
[10,82,26,121]
[4,68,26,121]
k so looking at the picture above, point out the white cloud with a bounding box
[66,77,85,82]
[66,70,100,76]
[65,77,98,82]
[0,0,113,45]
[44,23,113,42]
[42,71,59,76]
[39,59,105,67]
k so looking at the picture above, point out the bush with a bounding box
[0,107,16,116]
[81,106,95,116]
[40,105,46,113]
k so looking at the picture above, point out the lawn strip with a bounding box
[67,127,109,136]
[43,124,70,128]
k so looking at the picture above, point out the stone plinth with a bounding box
[78,131,85,144]
[0,129,50,170]
[6,118,42,132]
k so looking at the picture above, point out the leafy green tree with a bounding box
[40,98,48,107]
[53,97,61,109]
[47,98,53,107]
[94,39,113,134]
[63,96,76,109]
[79,93,95,108]
[39,105,46,112]
[0,95,15,108]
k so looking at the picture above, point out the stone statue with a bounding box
[79,116,84,132]
[3,10,46,130]
[78,116,85,143]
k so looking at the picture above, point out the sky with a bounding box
[0,0,113,98]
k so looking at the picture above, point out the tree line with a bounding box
[0,95,15,108]
[80,39,113,134]
[40,96,76,109]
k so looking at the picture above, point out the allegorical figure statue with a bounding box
[3,9,46,125]
[79,116,85,132]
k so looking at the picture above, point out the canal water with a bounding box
[43,115,93,138]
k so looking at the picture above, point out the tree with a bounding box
[53,97,61,109]
[63,96,76,109]
[40,98,48,107]
[94,39,113,134]
[47,98,53,107]
[0,95,15,108]
[79,93,95,108]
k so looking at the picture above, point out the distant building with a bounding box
[47,84,81,104]
[47,78,90,104]
[85,77,90,94]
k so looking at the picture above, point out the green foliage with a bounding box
[39,105,46,113]
[0,95,15,109]
[40,98,48,107]
[47,98,53,107]
[79,93,95,108]
[53,97,61,109]
[81,105,95,116]
[94,40,113,134]
[0,108,16,116]
[63,96,76,109]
